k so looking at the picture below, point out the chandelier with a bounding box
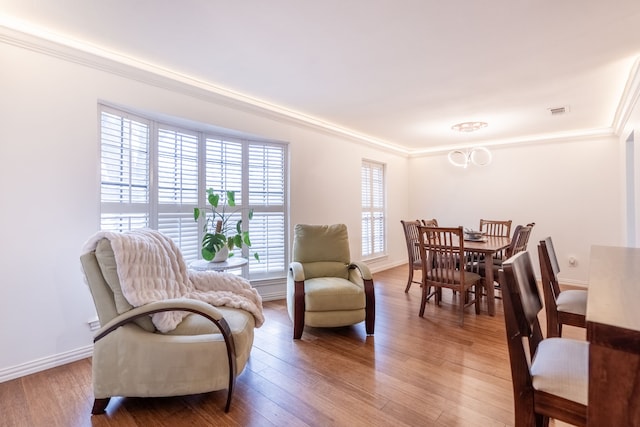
[448,121,491,168]
[450,121,488,132]
[447,147,493,168]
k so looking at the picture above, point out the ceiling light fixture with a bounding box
[447,147,493,168]
[450,121,488,132]
[448,121,491,168]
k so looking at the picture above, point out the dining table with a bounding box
[462,235,511,316]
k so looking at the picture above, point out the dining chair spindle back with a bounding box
[417,225,481,326]
[479,219,512,237]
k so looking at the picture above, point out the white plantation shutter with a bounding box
[248,212,286,278]
[204,137,245,261]
[362,160,386,258]
[248,143,286,205]
[156,127,200,259]
[247,143,287,278]
[100,110,150,231]
[99,106,288,281]
[205,137,243,198]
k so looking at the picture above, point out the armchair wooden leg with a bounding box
[91,397,110,415]
[364,279,375,335]
[224,378,235,413]
[293,321,304,339]
[293,280,305,339]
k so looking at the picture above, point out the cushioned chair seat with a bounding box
[165,307,255,370]
[426,269,481,286]
[556,290,588,316]
[531,337,589,405]
[303,277,366,312]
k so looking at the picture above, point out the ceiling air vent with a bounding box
[548,106,570,115]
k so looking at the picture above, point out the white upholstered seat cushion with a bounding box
[556,289,588,315]
[530,337,589,405]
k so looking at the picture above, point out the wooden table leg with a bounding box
[485,259,495,316]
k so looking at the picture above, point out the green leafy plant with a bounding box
[194,188,259,262]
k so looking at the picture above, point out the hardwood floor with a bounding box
[0,265,586,427]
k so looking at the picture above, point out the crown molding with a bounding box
[612,56,640,135]
[1,17,637,158]
[0,19,409,156]
[407,127,617,158]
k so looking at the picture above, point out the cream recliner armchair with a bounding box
[80,233,258,415]
[286,224,375,339]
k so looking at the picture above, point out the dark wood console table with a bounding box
[586,245,640,426]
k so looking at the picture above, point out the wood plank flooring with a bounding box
[0,265,586,427]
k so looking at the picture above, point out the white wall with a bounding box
[0,36,409,379]
[407,137,625,284]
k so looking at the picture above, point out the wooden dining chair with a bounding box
[499,251,588,427]
[400,220,423,292]
[421,218,439,227]
[417,225,481,326]
[538,237,587,338]
[478,223,535,298]
[479,219,514,263]
[479,219,512,237]
[421,219,464,298]
[506,222,534,258]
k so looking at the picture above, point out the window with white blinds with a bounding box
[361,160,386,258]
[100,110,151,231]
[99,105,288,281]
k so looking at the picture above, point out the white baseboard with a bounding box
[369,260,406,274]
[259,290,286,301]
[0,345,93,383]
[558,279,589,288]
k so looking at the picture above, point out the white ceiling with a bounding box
[3,1,640,153]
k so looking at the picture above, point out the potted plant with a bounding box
[194,188,259,262]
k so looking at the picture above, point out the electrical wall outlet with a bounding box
[568,256,578,267]
[88,318,100,331]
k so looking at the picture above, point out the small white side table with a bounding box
[189,257,248,272]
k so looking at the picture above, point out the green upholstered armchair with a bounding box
[80,238,256,415]
[286,224,375,339]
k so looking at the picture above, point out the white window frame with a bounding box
[361,159,386,259]
[98,104,289,282]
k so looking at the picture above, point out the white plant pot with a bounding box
[212,245,229,262]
